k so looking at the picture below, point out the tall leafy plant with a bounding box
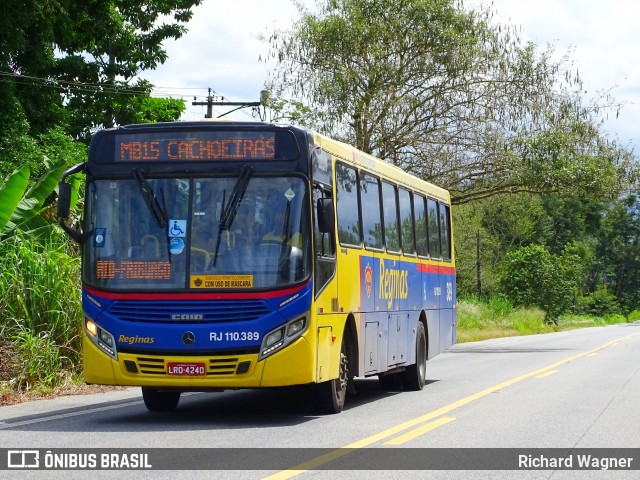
[0,166,29,234]
[0,160,68,240]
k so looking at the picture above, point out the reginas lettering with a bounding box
[379,259,409,308]
[118,335,154,344]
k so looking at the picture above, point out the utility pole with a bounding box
[476,230,482,296]
[192,88,268,120]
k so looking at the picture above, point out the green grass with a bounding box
[0,230,83,394]
[457,295,633,343]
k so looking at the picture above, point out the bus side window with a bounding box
[360,173,383,249]
[399,188,415,255]
[415,194,428,257]
[314,185,335,257]
[335,163,362,246]
[382,181,400,252]
[439,203,452,261]
[313,184,336,293]
[427,198,441,258]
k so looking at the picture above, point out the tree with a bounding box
[596,195,640,310]
[0,0,199,141]
[0,95,42,178]
[453,194,546,296]
[499,244,580,324]
[266,0,637,203]
[115,95,188,126]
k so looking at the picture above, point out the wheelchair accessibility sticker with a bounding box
[169,219,186,238]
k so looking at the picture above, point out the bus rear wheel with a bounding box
[313,341,348,414]
[142,388,181,412]
[402,321,427,391]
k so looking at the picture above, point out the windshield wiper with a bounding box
[133,169,168,230]
[212,165,253,267]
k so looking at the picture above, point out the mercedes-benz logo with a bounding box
[182,331,195,345]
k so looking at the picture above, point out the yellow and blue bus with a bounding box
[58,121,456,413]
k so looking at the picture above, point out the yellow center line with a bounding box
[535,369,558,379]
[384,417,456,445]
[262,331,640,480]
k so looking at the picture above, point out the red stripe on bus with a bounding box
[417,264,456,275]
[84,280,311,301]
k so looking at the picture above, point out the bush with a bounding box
[628,310,640,322]
[603,313,627,325]
[498,244,579,324]
[576,288,622,317]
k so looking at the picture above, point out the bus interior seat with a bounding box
[141,235,160,258]
[190,247,211,272]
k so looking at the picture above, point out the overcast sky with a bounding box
[142,0,639,151]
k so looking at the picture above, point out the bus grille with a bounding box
[107,299,271,323]
[133,356,244,376]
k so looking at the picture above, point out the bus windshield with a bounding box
[83,175,310,291]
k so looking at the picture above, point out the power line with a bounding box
[192,88,267,120]
[0,71,152,96]
[1,70,269,121]
[0,71,206,99]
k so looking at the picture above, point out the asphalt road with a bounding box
[1,322,639,479]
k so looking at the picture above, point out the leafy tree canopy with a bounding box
[0,0,200,141]
[265,0,638,203]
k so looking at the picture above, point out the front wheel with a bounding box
[402,321,427,391]
[141,388,181,412]
[313,341,348,414]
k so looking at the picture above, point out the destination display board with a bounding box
[92,129,300,163]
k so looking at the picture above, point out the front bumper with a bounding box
[82,333,315,388]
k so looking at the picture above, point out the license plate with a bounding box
[167,362,206,376]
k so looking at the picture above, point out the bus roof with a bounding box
[310,130,451,204]
[102,121,450,203]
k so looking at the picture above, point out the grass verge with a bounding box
[457,296,632,343]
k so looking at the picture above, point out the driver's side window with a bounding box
[313,184,336,293]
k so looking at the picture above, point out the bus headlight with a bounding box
[287,317,305,336]
[85,319,118,360]
[259,316,307,361]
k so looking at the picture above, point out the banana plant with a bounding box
[0,160,69,240]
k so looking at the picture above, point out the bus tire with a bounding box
[402,321,427,391]
[313,340,348,414]
[142,388,181,412]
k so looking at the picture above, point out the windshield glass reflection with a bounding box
[84,176,310,290]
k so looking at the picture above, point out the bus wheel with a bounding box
[402,321,427,391]
[142,388,181,412]
[313,341,348,414]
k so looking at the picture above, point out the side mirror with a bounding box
[57,182,72,221]
[316,197,334,234]
[57,162,86,243]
